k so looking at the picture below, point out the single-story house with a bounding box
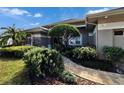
[86,7,124,57]
[25,19,89,47]
[25,7,124,53]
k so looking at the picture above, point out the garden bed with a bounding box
[69,58,117,73]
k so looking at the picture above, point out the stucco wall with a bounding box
[114,35,124,49]
[97,29,113,50]
[98,22,124,30]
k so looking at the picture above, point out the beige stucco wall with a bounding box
[31,33,49,38]
[98,21,124,30]
[97,21,124,58]
[97,29,113,53]
[97,21,124,49]
[32,33,42,37]
[114,35,124,49]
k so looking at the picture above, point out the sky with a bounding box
[0,7,116,33]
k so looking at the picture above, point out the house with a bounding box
[25,26,50,47]
[25,19,88,47]
[86,7,124,57]
[25,7,124,53]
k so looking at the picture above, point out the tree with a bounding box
[49,24,80,48]
[0,24,27,47]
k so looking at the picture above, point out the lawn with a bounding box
[0,57,31,85]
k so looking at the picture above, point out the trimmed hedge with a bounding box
[103,46,124,62]
[0,46,34,58]
[72,47,97,61]
[23,47,64,79]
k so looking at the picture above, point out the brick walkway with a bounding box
[63,56,124,85]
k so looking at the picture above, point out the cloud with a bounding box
[30,22,40,26]
[87,8,110,14]
[0,8,31,16]
[34,13,43,18]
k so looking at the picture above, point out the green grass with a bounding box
[0,57,31,85]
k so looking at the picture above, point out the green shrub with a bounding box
[59,71,76,84]
[103,46,124,62]
[23,47,64,78]
[72,47,96,61]
[0,46,34,58]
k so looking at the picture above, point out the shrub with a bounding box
[59,71,76,84]
[103,46,124,62]
[23,47,64,79]
[61,46,75,57]
[0,46,34,58]
[72,47,96,61]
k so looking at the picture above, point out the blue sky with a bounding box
[0,7,116,33]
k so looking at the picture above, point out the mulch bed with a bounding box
[34,76,102,85]
[75,76,102,85]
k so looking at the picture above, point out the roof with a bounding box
[87,7,124,18]
[24,26,48,33]
[42,19,85,29]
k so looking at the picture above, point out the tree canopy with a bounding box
[49,24,80,37]
[49,24,80,48]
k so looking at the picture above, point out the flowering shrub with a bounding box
[72,47,97,61]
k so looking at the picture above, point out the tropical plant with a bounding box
[49,24,80,48]
[0,24,27,47]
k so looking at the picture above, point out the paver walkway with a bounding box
[63,56,124,85]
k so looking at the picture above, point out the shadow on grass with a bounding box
[1,67,31,85]
[0,56,21,62]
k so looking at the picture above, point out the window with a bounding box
[69,35,81,45]
[114,30,123,35]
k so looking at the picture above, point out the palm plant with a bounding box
[0,24,27,47]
